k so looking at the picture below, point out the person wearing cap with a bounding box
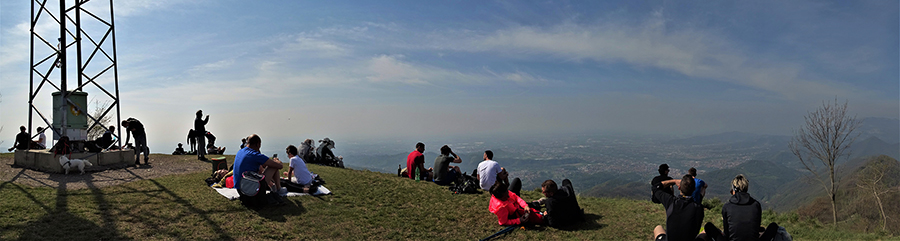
[650,164,674,205]
[315,137,341,166]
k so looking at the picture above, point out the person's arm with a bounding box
[701,181,708,198]
[264,157,283,170]
[654,180,677,208]
[450,151,462,163]
[124,129,131,147]
[202,115,209,125]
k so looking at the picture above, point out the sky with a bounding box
[1,0,898,154]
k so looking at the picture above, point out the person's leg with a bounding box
[197,137,206,160]
[759,222,779,241]
[702,222,723,241]
[263,167,282,191]
[136,135,149,163]
[510,178,522,196]
[653,225,667,241]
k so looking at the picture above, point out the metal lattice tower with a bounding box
[29,0,121,147]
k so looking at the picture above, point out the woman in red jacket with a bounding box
[489,182,543,226]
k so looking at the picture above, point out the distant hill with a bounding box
[858,117,900,144]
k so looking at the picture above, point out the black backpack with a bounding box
[449,173,482,194]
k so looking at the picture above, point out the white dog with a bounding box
[59,156,93,175]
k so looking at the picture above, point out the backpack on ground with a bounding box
[240,171,265,196]
[449,173,481,194]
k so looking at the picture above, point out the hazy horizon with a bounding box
[1,1,898,154]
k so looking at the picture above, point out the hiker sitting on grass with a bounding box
[206,142,226,155]
[531,179,585,228]
[281,145,320,193]
[172,143,187,155]
[432,145,462,186]
[652,175,704,241]
[406,142,433,181]
[233,134,285,207]
[477,150,522,195]
[699,174,782,241]
[489,181,543,226]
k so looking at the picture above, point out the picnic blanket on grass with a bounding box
[212,185,332,200]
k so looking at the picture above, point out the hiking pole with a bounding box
[479,225,520,241]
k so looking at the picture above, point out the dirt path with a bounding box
[0,154,227,190]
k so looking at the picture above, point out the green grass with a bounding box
[0,153,896,240]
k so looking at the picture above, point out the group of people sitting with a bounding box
[650,164,784,241]
[210,134,323,209]
[401,142,586,229]
[7,126,46,152]
[7,125,120,153]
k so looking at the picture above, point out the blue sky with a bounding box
[1,0,897,153]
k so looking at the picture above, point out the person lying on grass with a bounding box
[489,181,543,226]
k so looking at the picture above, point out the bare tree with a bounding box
[789,99,861,227]
[86,99,113,140]
[856,156,897,232]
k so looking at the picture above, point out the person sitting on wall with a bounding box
[34,127,47,149]
[8,126,31,151]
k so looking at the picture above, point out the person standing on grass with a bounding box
[194,110,210,161]
[233,134,285,207]
[406,142,432,180]
[432,145,462,186]
[652,175,704,241]
[122,118,149,165]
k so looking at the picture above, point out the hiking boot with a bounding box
[199,156,207,161]
[277,187,288,196]
[144,157,150,165]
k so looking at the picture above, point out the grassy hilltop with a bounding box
[0,153,895,240]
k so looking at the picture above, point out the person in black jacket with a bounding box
[122,118,149,165]
[701,174,780,241]
[194,110,210,161]
[533,179,585,228]
[652,175,704,241]
[650,164,674,205]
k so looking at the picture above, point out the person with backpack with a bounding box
[233,134,285,208]
[489,181,543,226]
[652,175,704,241]
[432,145,462,186]
[122,118,149,165]
[532,179,585,228]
